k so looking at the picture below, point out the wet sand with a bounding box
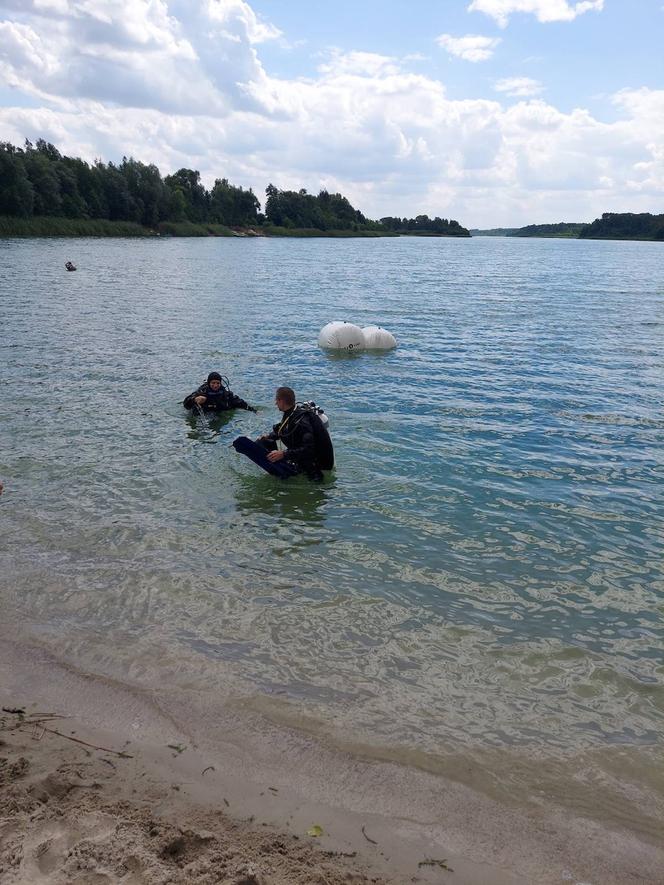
[1,637,662,885]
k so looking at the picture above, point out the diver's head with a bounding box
[275,386,295,412]
[207,371,222,391]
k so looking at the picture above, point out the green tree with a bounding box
[164,168,208,222]
[72,158,108,219]
[209,177,260,226]
[120,157,169,226]
[23,149,62,216]
[101,162,136,221]
[56,162,88,218]
[265,184,367,230]
[168,188,188,223]
[0,143,34,217]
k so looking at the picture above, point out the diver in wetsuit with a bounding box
[232,386,333,480]
[183,372,256,413]
[256,386,325,481]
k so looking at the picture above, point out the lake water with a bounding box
[1,235,663,832]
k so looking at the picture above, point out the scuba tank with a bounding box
[297,401,334,470]
[299,401,330,430]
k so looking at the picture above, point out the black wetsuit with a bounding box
[259,407,322,479]
[183,382,253,413]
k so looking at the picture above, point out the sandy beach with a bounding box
[2,711,394,885]
[1,637,662,885]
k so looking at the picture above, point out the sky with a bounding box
[0,0,662,227]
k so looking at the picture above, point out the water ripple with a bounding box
[1,235,663,808]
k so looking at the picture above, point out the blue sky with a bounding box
[252,1,662,116]
[0,0,662,226]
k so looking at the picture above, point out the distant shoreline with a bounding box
[2,216,661,242]
[0,216,470,239]
[471,233,663,242]
[471,214,664,242]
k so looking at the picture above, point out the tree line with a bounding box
[511,222,584,238]
[578,213,664,241]
[0,140,260,227]
[472,215,664,241]
[380,215,469,236]
[264,184,383,231]
[510,215,664,240]
[0,139,471,236]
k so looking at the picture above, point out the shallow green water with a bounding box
[1,236,663,811]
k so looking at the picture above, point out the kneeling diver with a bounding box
[233,386,333,481]
[183,372,256,413]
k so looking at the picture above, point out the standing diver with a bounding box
[183,372,257,413]
[233,386,333,481]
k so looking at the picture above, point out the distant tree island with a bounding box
[470,227,518,237]
[512,222,585,238]
[472,215,664,242]
[578,213,664,241]
[379,215,469,237]
[0,139,470,239]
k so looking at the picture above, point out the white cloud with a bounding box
[436,33,501,62]
[494,77,544,97]
[468,0,604,28]
[204,0,282,44]
[0,21,60,80]
[317,50,401,78]
[0,0,276,114]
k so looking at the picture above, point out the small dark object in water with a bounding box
[65,261,76,271]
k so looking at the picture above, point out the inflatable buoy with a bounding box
[361,325,397,350]
[318,321,365,352]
